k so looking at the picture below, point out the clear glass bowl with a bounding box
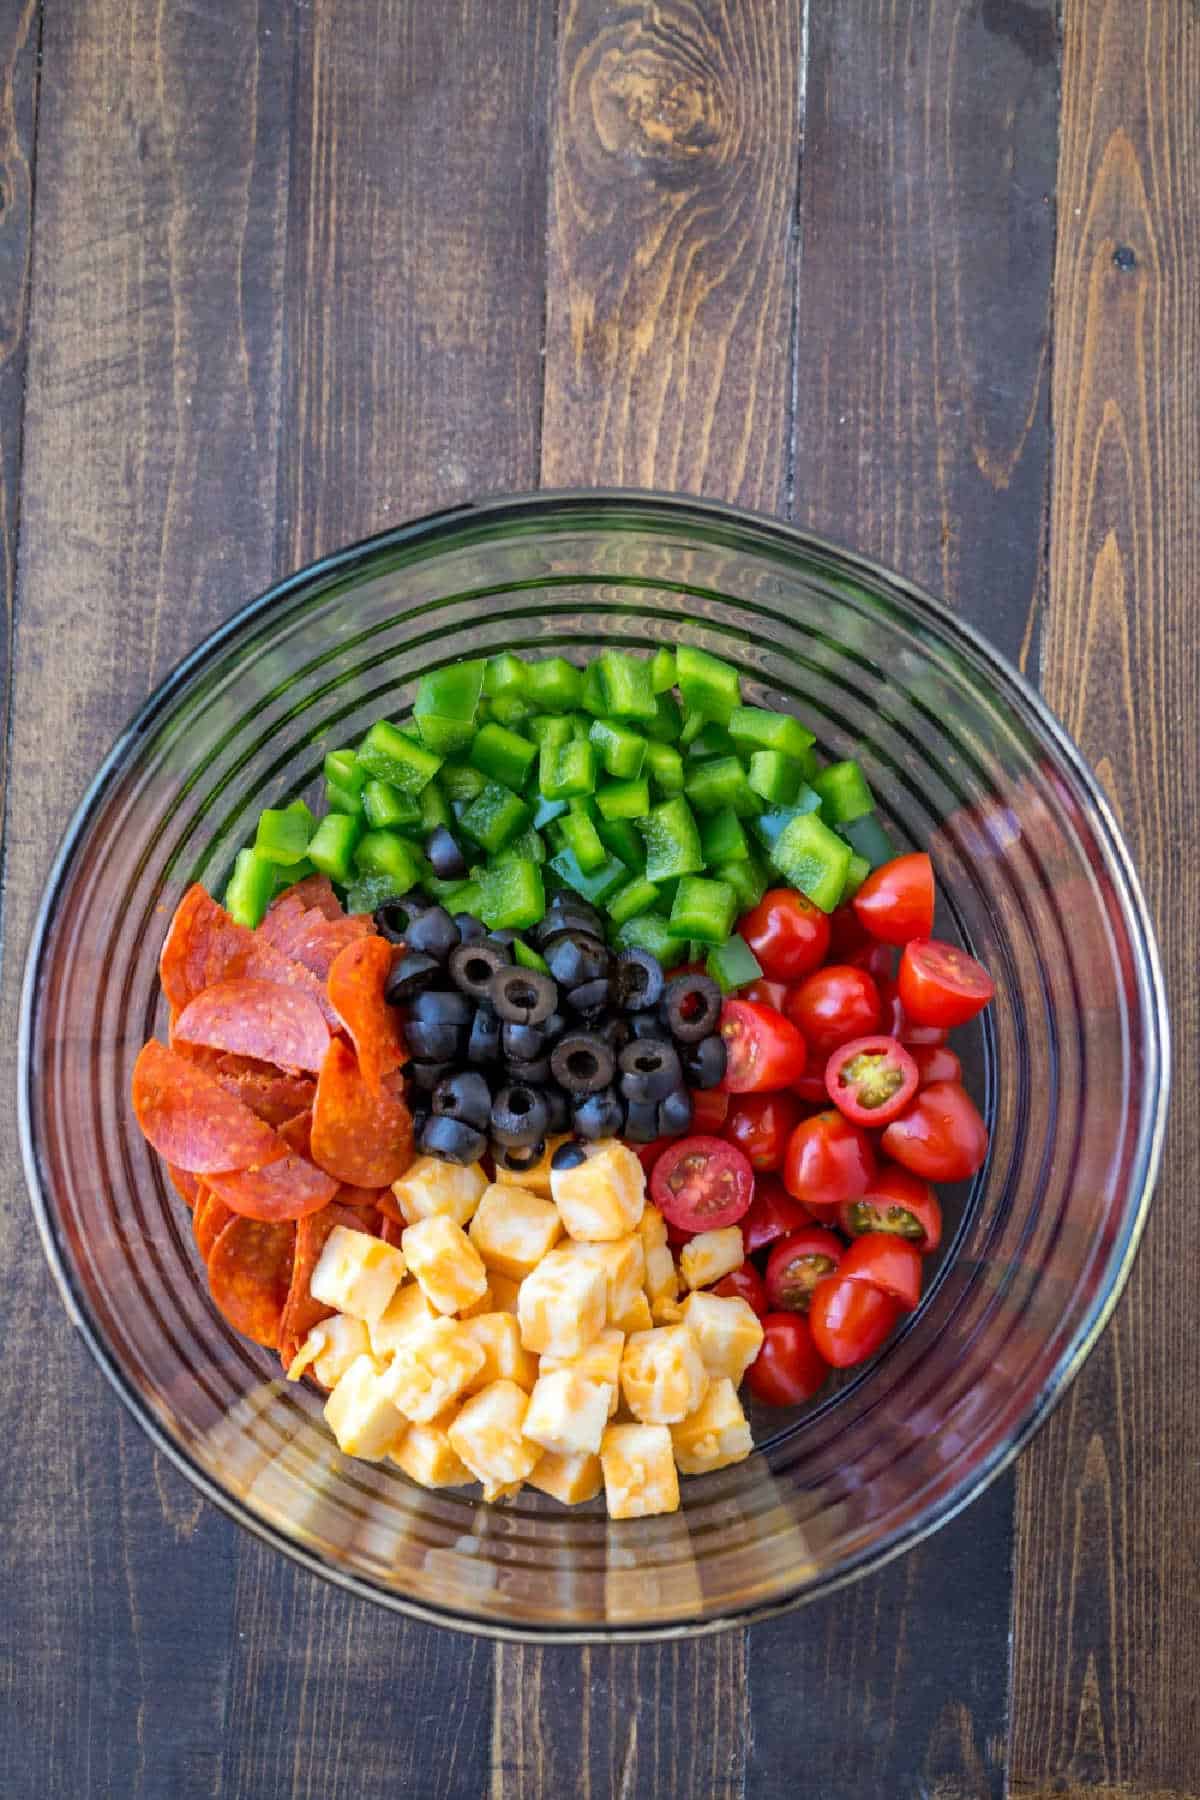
[19,493,1169,1641]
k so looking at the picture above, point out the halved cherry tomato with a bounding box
[881,1081,989,1182]
[745,1312,830,1406]
[720,999,807,1094]
[853,852,935,945]
[808,1272,901,1367]
[791,1070,831,1106]
[714,1262,769,1318]
[845,940,894,983]
[838,1232,923,1310]
[879,978,949,1045]
[783,1110,876,1211]
[839,1164,943,1253]
[743,977,789,1012]
[764,1226,844,1312]
[898,938,995,1028]
[723,1090,802,1172]
[828,904,870,958]
[785,965,882,1057]
[740,1175,813,1255]
[690,1087,730,1132]
[739,889,831,982]
[651,1135,754,1231]
[824,1034,919,1126]
[910,1043,962,1088]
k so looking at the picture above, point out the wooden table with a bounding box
[1,3,1195,1795]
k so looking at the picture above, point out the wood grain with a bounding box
[1010,1,1200,1794]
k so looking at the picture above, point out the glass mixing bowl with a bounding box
[19,493,1169,1640]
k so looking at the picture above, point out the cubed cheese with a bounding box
[378,1316,485,1422]
[550,1139,646,1241]
[401,1215,488,1315]
[670,1378,754,1474]
[528,1450,603,1506]
[680,1290,764,1385]
[523,1369,612,1456]
[460,1312,538,1393]
[638,1202,669,1252]
[310,1225,407,1324]
[620,1325,709,1424]
[389,1408,472,1488]
[390,1156,487,1227]
[369,1281,438,1360]
[643,1241,679,1309]
[517,1246,607,1358]
[323,1354,406,1460]
[651,1294,685,1326]
[493,1136,570,1200]
[612,1291,654,1335]
[469,1183,562,1280]
[600,1423,680,1519]
[540,1326,624,1392]
[680,1227,744,1291]
[458,1281,494,1319]
[287,1314,374,1389]
[488,1272,521,1315]
[447,1379,544,1495]
[568,1235,645,1322]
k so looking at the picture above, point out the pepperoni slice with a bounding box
[277,911,374,982]
[214,1066,316,1128]
[376,1214,405,1249]
[204,1150,338,1223]
[166,1164,202,1210]
[310,1038,414,1188]
[207,1215,296,1347]
[327,936,405,1095]
[173,977,330,1074]
[193,1188,235,1262]
[277,1200,375,1369]
[280,873,343,920]
[159,884,249,1012]
[133,1040,284,1174]
[276,1109,314,1157]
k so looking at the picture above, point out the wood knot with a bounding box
[582,24,729,185]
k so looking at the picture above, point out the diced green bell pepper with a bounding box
[597,650,657,721]
[699,807,749,864]
[716,850,768,911]
[488,693,533,728]
[460,781,531,855]
[525,657,583,712]
[676,644,741,724]
[438,762,487,804]
[589,717,647,780]
[683,755,757,817]
[638,796,704,883]
[596,816,645,871]
[642,692,684,743]
[470,721,538,790]
[768,810,852,912]
[307,812,362,884]
[812,758,875,825]
[412,712,475,754]
[643,741,685,795]
[548,848,629,905]
[839,851,872,901]
[684,722,737,762]
[612,911,690,970]
[362,779,422,830]
[749,791,823,851]
[527,713,573,751]
[539,736,596,801]
[357,720,443,794]
[513,938,550,974]
[353,829,423,892]
[669,875,738,944]
[275,857,318,892]
[580,661,607,718]
[558,803,606,872]
[325,777,365,816]
[324,748,366,799]
[840,811,894,869]
[596,777,650,822]
[254,800,314,866]
[607,875,660,927]
[416,659,485,721]
[706,934,763,994]
[345,871,410,914]
[650,647,677,693]
[496,826,547,865]
[479,856,544,930]
[678,708,707,749]
[531,793,569,830]
[484,651,529,700]
[418,781,454,834]
[747,750,804,807]
[224,847,278,927]
[728,705,816,762]
[652,877,680,916]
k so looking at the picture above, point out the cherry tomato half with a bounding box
[784,1110,877,1211]
[714,1262,769,1318]
[839,1164,943,1253]
[740,1175,813,1255]
[881,1081,989,1182]
[764,1226,844,1312]
[720,999,807,1094]
[690,1087,730,1133]
[651,1135,755,1231]
[879,978,950,1045]
[897,938,995,1028]
[853,852,935,945]
[739,889,831,982]
[838,1232,923,1310]
[808,1272,901,1368]
[910,1043,962,1088]
[824,1033,919,1127]
[785,965,882,1058]
[723,1090,803,1172]
[745,1312,830,1406]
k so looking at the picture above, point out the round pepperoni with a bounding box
[166,1164,202,1210]
[173,977,330,1074]
[193,1188,235,1262]
[276,1109,314,1157]
[204,1151,338,1223]
[207,1215,295,1348]
[277,1200,374,1369]
[327,936,405,1096]
[310,1038,414,1188]
[215,1065,316,1129]
[278,873,344,920]
[132,1040,283,1174]
[281,912,373,982]
[159,884,249,1012]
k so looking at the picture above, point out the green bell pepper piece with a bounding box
[324,748,365,797]
[362,779,422,830]
[650,647,677,693]
[642,692,684,743]
[438,762,487,804]
[539,736,596,801]
[643,741,685,795]
[638,796,704,883]
[699,807,749,864]
[652,877,680,916]
[357,720,442,794]
[470,721,538,790]
[418,781,454,834]
[606,875,660,927]
[596,777,650,822]
[525,657,583,712]
[325,777,365,816]
[412,712,476,754]
[484,652,529,699]
[589,717,647,780]
[839,851,872,901]
[343,870,411,913]
[678,708,707,749]
[684,722,737,762]
[558,804,606,872]
[254,800,314,866]
[612,911,690,970]
[728,705,816,762]
[527,713,573,751]
[224,847,278,928]
[353,829,423,891]
[716,851,768,911]
[513,938,550,974]
[768,810,852,911]
[676,644,741,724]
[683,755,757,816]
[479,856,545,931]
[494,826,547,866]
[749,791,823,851]
[748,750,804,807]
[580,661,607,718]
[460,781,531,855]
[840,811,894,869]
[596,816,645,871]
[597,650,657,721]
[549,847,629,905]
[669,875,738,945]
[488,693,533,728]
[306,812,362,885]
[706,934,763,994]
[531,793,569,830]
[812,759,875,825]
[415,659,485,721]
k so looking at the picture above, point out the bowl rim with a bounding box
[18,488,1171,1643]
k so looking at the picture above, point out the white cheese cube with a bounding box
[493,1136,570,1200]
[458,1281,494,1319]
[670,1378,754,1475]
[523,1369,612,1457]
[286,1314,374,1389]
[651,1295,685,1325]
[600,1423,680,1519]
[401,1215,489,1315]
[460,1312,538,1393]
[680,1290,764,1385]
[310,1225,407,1324]
[567,1235,645,1323]
[612,1291,654,1335]
[469,1183,563,1280]
[550,1139,646,1241]
[620,1325,709,1425]
[528,1450,603,1506]
[638,1202,669,1252]
[643,1241,679,1309]
[540,1326,624,1391]
[389,1408,472,1488]
[390,1156,487,1227]
[378,1317,485,1423]
[323,1354,406,1460]
[517,1247,608,1358]
[368,1282,438,1360]
[447,1379,544,1495]
[680,1227,744,1291]
[488,1272,521,1315]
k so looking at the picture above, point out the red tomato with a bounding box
[910,1043,962,1087]
[739,888,831,982]
[881,1082,989,1182]
[898,938,995,1028]
[723,1090,802,1172]
[743,977,789,1012]
[690,1087,730,1132]
[720,999,807,1094]
[785,965,882,1057]
[879,978,949,1045]
[846,940,894,983]
[745,1312,830,1406]
[791,1070,830,1106]
[808,1272,901,1368]
[651,1135,755,1231]
[838,1232,923,1310]
[828,904,870,958]
[740,1175,813,1255]
[784,1110,877,1211]
[853,852,935,945]
[714,1263,769,1318]
[636,1138,671,1176]
[764,1226,844,1312]
[824,1034,919,1127]
[839,1164,943,1252]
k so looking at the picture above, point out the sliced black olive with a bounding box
[506,1053,552,1086]
[467,1002,501,1064]
[661,972,722,1044]
[426,826,468,881]
[656,1088,693,1137]
[501,1019,547,1062]
[432,1069,492,1132]
[404,905,461,961]
[543,931,610,990]
[614,948,665,1013]
[490,1082,549,1149]
[490,966,558,1026]
[683,1033,728,1090]
[420,1113,488,1165]
[374,897,427,945]
[550,1032,615,1096]
[542,1086,571,1136]
[454,912,488,945]
[409,1104,430,1141]
[550,1138,588,1171]
[629,1012,666,1040]
[597,1014,632,1054]
[622,1097,660,1142]
[542,1010,567,1042]
[565,975,612,1015]
[448,940,511,1000]
[384,952,442,1003]
[548,890,603,927]
[494,1139,546,1173]
[572,1088,624,1140]
[405,1058,454,1093]
[409,988,473,1026]
[403,1018,462,1062]
[618,1037,682,1103]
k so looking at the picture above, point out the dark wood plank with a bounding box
[1010,1,1200,1793]
[746,4,1059,1795]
